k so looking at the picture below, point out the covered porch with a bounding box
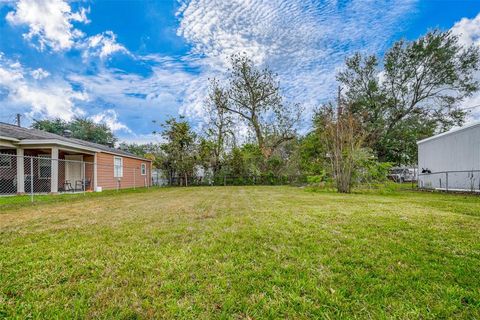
[0,145,97,195]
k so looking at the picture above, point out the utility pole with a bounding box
[16,113,21,127]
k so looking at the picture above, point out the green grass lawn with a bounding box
[1,186,479,319]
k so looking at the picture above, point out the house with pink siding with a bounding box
[0,122,152,195]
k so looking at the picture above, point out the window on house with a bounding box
[38,154,51,179]
[141,163,146,175]
[114,156,123,178]
[0,154,12,168]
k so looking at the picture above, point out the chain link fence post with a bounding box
[83,161,86,195]
[145,167,148,188]
[446,172,449,192]
[133,167,136,190]
[30,157,34,203]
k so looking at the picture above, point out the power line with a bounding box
[463,104,480,111]
[0,113,25,126]
[0,114,17,125]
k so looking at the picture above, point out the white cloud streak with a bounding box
[90,109,131,133]
[83,31,129,59]
[2,0,421,137]
[451,13,480,121]
[6,0,128,59]
[0,54,87,120]
[6,0,89,51]
[68,57,200,112]
[65,57,202,137]
[451,12,480,47]
[176,0,417,116]
[31,67,50,79]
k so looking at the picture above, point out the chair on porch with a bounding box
[63,180,74,192]
[75,179,91,191]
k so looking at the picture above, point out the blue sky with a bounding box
[1,0,480,143]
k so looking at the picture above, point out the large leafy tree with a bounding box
[223,144,263,177]
[31,118,66,135]
[118,142,163,168]
[155,117,197,186]
[299,124,328,176]
[32,117,117,147]
[338,30,480,164]
[221,54,301,160]
[202,79,235,175]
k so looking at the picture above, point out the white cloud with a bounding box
[6,0,89,51]
[2,0,420,138]
[451,12,480,47]
[90,109,131,133]
[118,133,163,145]
[83,31,129,59]
[65,57,202,136]
[68,57,199,112]
[451,13,480,121]
[20,84,88,120]
[176,0,417,116]
[5,0,128,60]
[0,55,87,120]
[31,67,50,79]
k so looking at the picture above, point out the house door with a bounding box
[65,155,83,186]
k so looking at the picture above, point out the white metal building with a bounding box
[417,122,480,191]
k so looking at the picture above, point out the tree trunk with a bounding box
[252,116,270,159]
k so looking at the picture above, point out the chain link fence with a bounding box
[150,169,308,187]
[418,170,480,192]
[0,153,151,203]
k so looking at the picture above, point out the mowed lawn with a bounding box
[1,186,479,319]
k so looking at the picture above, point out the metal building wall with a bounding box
[418,123,480,190]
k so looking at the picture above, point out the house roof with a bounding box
[0,122,150,161]
[417,121,480,145]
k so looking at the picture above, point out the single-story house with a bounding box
[417,121,480,191]
[0,122,152,194]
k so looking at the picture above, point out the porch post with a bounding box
[51,147,59,194]
[16,148,25,194]
[93,153,98,191]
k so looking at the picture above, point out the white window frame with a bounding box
[0,154,12,168]
[38,154,51,179]
[114,156,123,178]
[141,163,146,176]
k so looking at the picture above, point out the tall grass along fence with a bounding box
[0,153,151,204]
[418,170,480,193]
